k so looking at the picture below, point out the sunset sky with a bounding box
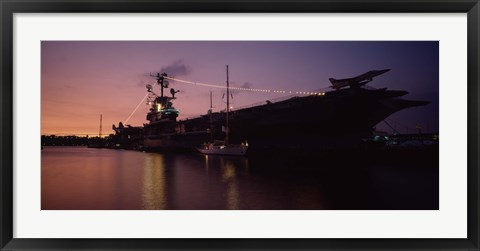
[41,41,439,136]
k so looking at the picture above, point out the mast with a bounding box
[209,91,213,141]
[153,72,168,98]
[99,114,103,138]
[210,91,213,112]
[157,73,164,97]
[226,65,229,144]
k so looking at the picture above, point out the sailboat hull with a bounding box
[197,145,248,156]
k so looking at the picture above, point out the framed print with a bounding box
[1,0,479,250]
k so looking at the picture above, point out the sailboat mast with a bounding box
[209,91,213,141]
[226,65,229,144]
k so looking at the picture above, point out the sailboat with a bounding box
[197,65,248,156]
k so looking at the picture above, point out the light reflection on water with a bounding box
[220,158,239,209]
[41,146,438,210]
[142,154,167,210]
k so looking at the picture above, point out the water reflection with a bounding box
[42,147,438,210]
[204,155,209,173]
[220,158,240,209]
[200,155,250,209]
[142,153,167,209]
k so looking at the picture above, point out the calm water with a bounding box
[41,147,438,210]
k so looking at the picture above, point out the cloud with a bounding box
[136,60,191,87]
[159,60,190,77]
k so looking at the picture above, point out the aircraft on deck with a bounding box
[329,69,390,90]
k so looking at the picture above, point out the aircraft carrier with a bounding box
[112,69,429,154]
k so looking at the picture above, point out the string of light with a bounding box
[164,76,328,96]
[124,93,149,124]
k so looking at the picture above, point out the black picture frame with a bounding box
[1,0,479,250]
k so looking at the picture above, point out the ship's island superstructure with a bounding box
[112,69,429,154]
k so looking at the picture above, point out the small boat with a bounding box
[197,140,248,156]
[196,65,248,156]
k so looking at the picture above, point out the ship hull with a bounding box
[140,88,428,154]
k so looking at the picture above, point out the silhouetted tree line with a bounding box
[41,135,113,146]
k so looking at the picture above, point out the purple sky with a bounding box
[41,41,439,136]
